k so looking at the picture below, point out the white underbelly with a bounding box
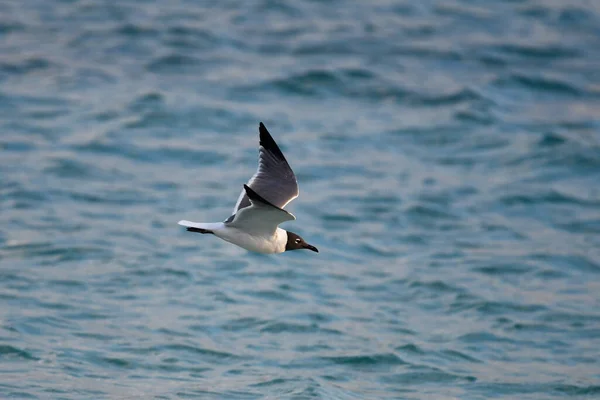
[215,227,283,254]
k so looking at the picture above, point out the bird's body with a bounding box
[178,123,318,254]
[179,220,288,254]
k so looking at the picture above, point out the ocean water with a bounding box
[1,0,600,398]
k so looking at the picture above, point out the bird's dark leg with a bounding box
[186,227,214,234]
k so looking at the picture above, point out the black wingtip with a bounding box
[258,122,286,161]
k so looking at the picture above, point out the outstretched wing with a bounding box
[227,184,295,236]
[232,122,299,214]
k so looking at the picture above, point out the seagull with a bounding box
[178,122,318,254]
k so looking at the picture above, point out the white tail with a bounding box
[178,220,223,231]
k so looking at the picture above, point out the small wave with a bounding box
[494,73,582,95]
[265,70,344,96]
[473,263,531,276]
[498,189,599,208]
[1,240,111,263]
[476,301,547,315]
[44,158,99,179]
[393,44,463,61]
[555,385,600,396]
[449,294,548,316]
[381,369,476,384]
[146,54,201,73]
[122,112,177,129]
[358,242,400,258]
[99,356,134,369]
[322,213,361,223]
[494,43,580,60]
[508,322,558,334]
[249,378,288,388]
[0,344,39,361]
[292,41,356,56]
[0,57,52,76]
[245,66,486,108]
[75,139,224,167]
[128,266,192,280]
[408,88,483,106]
[0,20,25,34]
[458,331,517,344]
[221,317,268,332]
[530,253,600,274]
[409,279,465,294]
[440,349,482,363]
[3,187,47,210]
[243,289,298,303]
[12,315,79,336]
[260,321,341,335]
[239,67,401,100]
[395,343,425,355]
[404,203,460,221]
[127,92,165,113]
[163,26,219,50]
[537,132,567,147]
[514,74,582,95]
[321,353,407,367]
[161,344,239,359]
[558,218,600,234]
[115,23,159,38]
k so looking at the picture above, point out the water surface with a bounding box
[1,0,600,398]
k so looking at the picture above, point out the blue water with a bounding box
[1,0,600,398]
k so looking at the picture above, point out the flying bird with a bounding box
[178,122,318,254]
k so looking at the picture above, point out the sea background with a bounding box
[1,0,600,399]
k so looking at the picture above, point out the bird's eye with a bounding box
[295,238,301,244]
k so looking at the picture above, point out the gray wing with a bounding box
[232,122,299,214]
[228,185,295,235]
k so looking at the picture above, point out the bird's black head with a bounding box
[285,231,318,253]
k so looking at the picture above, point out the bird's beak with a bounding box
[304,244,319,253]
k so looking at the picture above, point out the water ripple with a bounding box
[1,0,600,398]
